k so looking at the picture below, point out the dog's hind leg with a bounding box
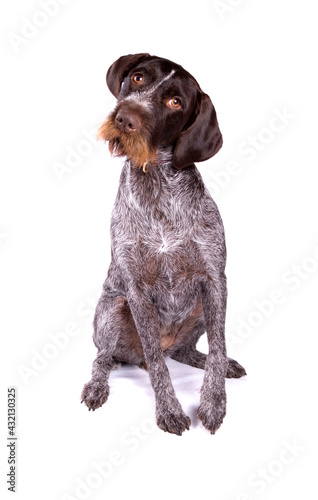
[172,350,246,378]
[226,358,246,378]
[171,347,206,369]
[170,323,246,378]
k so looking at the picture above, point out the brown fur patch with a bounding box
[160,298,204,352]
[98,112,158,168]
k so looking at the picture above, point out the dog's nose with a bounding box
[115,110,141,133]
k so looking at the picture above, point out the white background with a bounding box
[1,1,317,499]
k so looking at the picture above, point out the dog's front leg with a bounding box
[127,288,191,435]
[197,274,228,434]
[81,288,123,410]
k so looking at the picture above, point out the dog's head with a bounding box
[98,53,223,170]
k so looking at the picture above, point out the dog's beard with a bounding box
[97,111,158,168]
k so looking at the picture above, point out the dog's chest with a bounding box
[132,208,204,322]
[112,163,215,288]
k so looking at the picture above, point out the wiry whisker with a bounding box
[97,114,158,168]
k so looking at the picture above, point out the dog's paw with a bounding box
[197,396,226,434]
[156,407,191,436]
[81,380,109,411]
[226,358,247,379]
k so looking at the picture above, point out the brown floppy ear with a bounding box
[173,92,223,169]
[106,53,151,97]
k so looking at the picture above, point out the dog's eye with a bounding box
[167,97,182,109]
[132,74,144,85]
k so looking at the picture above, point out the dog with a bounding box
[81,53,246,435]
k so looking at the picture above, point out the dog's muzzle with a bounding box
[97,102,158,168]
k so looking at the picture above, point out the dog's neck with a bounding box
[123,157,200,204]
[156,147,174,166]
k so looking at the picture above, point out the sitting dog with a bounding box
[81,53,246,435]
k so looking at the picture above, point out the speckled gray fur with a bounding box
[81,54,246,435]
